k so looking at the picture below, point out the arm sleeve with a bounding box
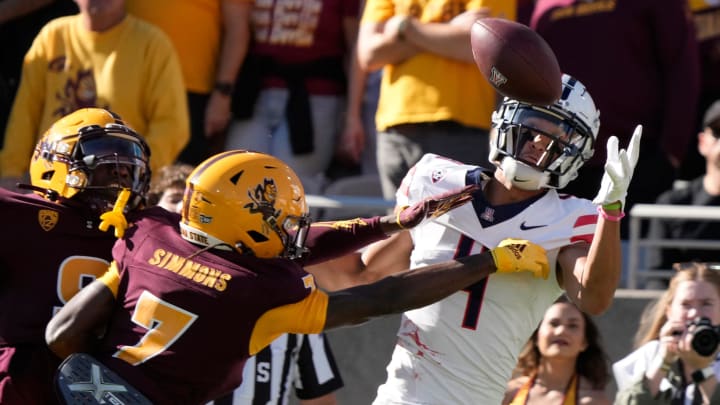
[1,28,49,177]
[249,289,329,355]
[294,333,344,399]
[140,30,190,172]
[97,261,121,298]
[300,216,387,265]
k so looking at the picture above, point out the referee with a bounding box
[210,333,343,404]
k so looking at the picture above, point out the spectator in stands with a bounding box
[126,0,251,166]
[645,100,720,284]
[680,3,720,181]
[0,0,189,187]
[0,0,77,140]
[225,0,360,195]
[614,262,720,404]
[146,163,194,211]
[356,2,513,201]
[334,54,379,178]
[148,161,345,405]
[530,0,701,237]
[503,295,611,405]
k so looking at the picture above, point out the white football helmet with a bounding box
[489,74,600,190]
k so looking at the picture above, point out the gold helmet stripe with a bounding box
[189,149,251,183]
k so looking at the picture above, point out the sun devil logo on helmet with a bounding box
[244,178,282,225]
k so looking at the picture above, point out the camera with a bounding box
[687,317,720,357]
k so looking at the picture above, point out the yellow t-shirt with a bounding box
[361,0,516,131]
[1,15,189,176]
[126,0,250,94]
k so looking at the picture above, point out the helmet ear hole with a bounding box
[247,230,269,243]
[42,171,54,180]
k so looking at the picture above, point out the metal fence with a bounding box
[626,204,720,289]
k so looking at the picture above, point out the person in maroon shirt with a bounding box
[46,150,551,404]
[529,0,701,238]
[0,107,152,404]
[226,0,361,196]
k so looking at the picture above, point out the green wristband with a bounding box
[602,201,622,211]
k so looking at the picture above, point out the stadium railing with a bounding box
[627,204,720,289]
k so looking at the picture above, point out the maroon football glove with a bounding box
[396,184,480,229]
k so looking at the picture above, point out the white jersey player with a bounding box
[368,74,643,404]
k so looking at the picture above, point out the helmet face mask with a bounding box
[180,150,311,259]
[489,74,600,190]
[281,214,312,259]
[30,108,151,214]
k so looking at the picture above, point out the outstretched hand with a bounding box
[592,125,642,209]
[490,238,549,279]
[396,184,481,229]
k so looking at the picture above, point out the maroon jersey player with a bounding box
[46,150,551,404]
[0,108,152,404]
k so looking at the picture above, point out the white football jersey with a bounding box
[373,154,598,404]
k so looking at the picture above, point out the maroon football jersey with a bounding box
[0,188,117,404]
[95,208,320,404]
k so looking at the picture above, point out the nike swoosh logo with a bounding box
[513,177,529,183]
[520,221,547,231]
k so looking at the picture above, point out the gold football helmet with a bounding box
[29,108,151,214]
[180,150,311,259]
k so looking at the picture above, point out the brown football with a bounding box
[470,18,562,105]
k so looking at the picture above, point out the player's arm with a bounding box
[558,231,620,316]
[253,239,548,350]
[305,231,412,291]
[359,230,413,282]
[45,264,119,358]
[324,239,549,329]
[560,127,642,315]
[302,184,477,265]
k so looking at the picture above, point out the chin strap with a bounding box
[16,183,60,201]
[99,188,131,238]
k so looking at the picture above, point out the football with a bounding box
[470,18,562,105]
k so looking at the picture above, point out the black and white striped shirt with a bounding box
[210,333,343,405]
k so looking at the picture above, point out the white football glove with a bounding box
[592,125,642,209]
